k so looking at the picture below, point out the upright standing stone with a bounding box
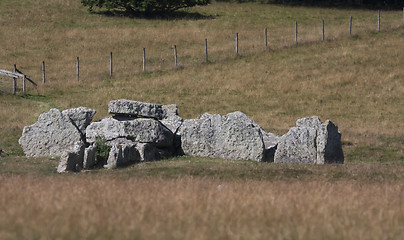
[57,142,85,173]
[104,142,140,169]
[83,145,97,169]
[274,116,344,164]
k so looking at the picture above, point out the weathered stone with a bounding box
[108,99,165,119]
[274,116,344,164]
[86,116,174,147]
[274,127,318,164]
[83,145,97,169]
[316,120,344,164]
[160,104,183,134]
[57,142,85,173]
[104,142,140,169]
[177,111,265,161]
[19,108,83,157]
[62,107,96,136]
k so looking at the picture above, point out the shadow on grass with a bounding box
[216,0,403,11]
[92,9,215,20]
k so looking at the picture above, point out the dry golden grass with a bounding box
[0,173,403,240]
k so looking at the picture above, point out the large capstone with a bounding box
[19,108,84,157]
[62,107,96,136]
[177,111,265,161]
[86,116,174,148]
[274,116,344,164]
[108,99,166,119]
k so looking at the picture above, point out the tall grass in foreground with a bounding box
[0,175,403,239]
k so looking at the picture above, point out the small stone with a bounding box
[57,142,85,173]
[83,145,97,169]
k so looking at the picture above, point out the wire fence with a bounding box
[1,8,403,94]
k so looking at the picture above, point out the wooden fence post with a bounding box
[174,45,178,66]
[143,48,146,72]
[295,21,298,44]
[110,52,113,77]
[22,75,26,94]
[42,61,45,84]
[265,27,268,50]
[322,19,325,42]
[349,16,353,36]
[378,10,381,32]
[13,64,17,95]
[205,39,208,62]
[236,32,239,55]
[76,57,79,82]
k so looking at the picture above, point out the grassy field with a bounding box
[1,0,404,239]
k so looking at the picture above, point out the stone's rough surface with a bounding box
[104,142,140,169]
[274,116,344,164]
[274,127,318,164]
[296,116,323,129]
[83,145,97,169]
[160,104,183,134]
[57,142,85,173]
[108,99,165,119]
[86,116,174,147]
[178,111,265,161]
[19,108,83,157]
[62,107,96,135]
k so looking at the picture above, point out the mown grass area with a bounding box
[1,0,404,239]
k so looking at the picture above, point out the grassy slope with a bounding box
[1,1,404,239]
[0,0,403,161]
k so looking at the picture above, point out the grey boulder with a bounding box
[274,116,344,164]
[177,111,265,161]
[19,108,84,157]
[86,116,174,148]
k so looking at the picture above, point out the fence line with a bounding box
[3,9,404,94]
